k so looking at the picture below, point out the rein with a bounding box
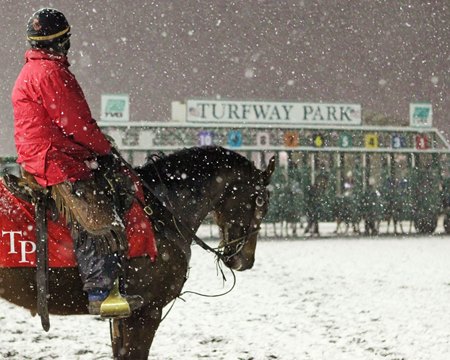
[112,149,265,323]
[141,151,264,264]
[161,261,237,322]
[145,154,263,263]
[114,149,264,266]
[214,180,267,259]
[181,262,237,298]
[216,228,260,258]
[112,149,228,262]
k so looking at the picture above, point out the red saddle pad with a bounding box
[0,180,156,267]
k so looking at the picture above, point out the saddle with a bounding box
[1,167,140,324]
[2,171,45,203]
[2,161,134,254]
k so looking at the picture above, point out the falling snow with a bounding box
[1,224,450,359]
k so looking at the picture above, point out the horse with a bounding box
[379,179,413,235]
[0,146,275,359]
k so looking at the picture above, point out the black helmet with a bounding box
[27,8,71,54]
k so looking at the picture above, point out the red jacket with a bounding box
[12,49,111,187]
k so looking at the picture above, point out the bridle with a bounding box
[113,148,268,265]
[215,181,268,261]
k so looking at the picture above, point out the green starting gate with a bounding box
[2,121,449,236]
[96,121,450,236]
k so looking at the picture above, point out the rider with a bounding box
[11,8,157,316]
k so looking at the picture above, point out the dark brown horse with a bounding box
[0,146,275,359]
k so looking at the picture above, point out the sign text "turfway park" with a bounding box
[186,100,361,125]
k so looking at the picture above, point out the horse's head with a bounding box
[214,156,276,271]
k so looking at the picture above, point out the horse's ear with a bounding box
[263,156,276,186]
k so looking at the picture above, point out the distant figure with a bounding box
[363,180,379,236]
[344,170,354,191]
[304,174,328,236]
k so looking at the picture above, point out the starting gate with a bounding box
[97,120,450,236]
[2,118,449,236]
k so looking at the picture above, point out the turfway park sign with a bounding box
[185,100,361,125]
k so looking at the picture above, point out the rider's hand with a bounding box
[85,159,100,170]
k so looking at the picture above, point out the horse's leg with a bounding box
[386,216,391,234]
[354,220,360,234]
[377,219,382,234]
[304,220,310,234]
[313,221,319,236]
[394,218,399,235]
[368,220,377,235]
[112,306,163,360]
[333,220,340,234]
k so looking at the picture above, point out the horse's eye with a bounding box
[255,195,265,207]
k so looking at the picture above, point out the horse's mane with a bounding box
[136,146,257,189]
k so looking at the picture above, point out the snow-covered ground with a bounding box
[1,227,450,359]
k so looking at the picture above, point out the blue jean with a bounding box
[73,231,119,294]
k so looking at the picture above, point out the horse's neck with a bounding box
[165,174,227,231]
[140,151,246,230]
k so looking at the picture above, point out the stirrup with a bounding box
[100,279,131,319]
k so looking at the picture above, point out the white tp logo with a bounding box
[1,230,36,264]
